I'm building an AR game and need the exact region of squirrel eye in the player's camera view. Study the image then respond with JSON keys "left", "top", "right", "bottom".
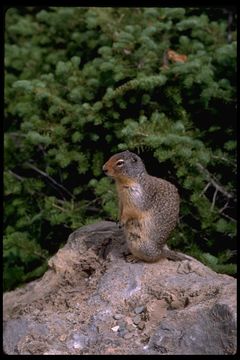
{"left": 116, "top": 159, "right": 124, "bottom": 167}
{"left": 132, "top": 155, "right": 138, "bottom": 162}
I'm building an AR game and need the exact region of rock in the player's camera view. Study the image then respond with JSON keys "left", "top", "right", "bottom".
{"left": 134, "top": 306, "right": 145, "bottom": 314}
{"left": 117, "top": 320, "right": 126, "bottom": 329}
{"left": 3, "top": 221, "right": 237, "bottom": 355}
{"left": 117, "top": 320, "right": 127, "bottom": 337}
{"left": 69, "top": 333, "right": 89, "bottom": 350}
{"left": 111, "top": 326, "right": 119, "bottom": 332}
{"left": 137, "top": 321, "right": 145, "bottom": 330}
{"left": 126, "top": 324, "right": 136, "bottom": 332}
{"left": 148, "top": 302, "right": 237, "bottom": 355}
{"left": 133, "top": 315, "right": 141, "bottom": 325}
{"left": 113, "top": 314, "right": 122, "bottom": 320}
{"left": 118, "top": 328, "right": 128, "bottom": 338}
{"left": 124, "top": 332, "right": 134, "bottom": 340}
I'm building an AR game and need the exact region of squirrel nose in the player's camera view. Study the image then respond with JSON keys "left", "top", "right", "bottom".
{"left": 102, "top": 164, "right": 108, "bottom": 173}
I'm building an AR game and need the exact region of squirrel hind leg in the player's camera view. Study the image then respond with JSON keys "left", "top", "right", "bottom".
{"left": 162, "top": 245, "right": 190, "bottom": 262}
{"left": 123, "top": 251, "right": 141, "bottom": 263}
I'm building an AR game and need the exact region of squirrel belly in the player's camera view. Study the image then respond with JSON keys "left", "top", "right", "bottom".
{"left": 116, "top": 182, "right": 155, "bottom": 261}
{"left": 103, "top": 150, "right": 184, "bottom": 263}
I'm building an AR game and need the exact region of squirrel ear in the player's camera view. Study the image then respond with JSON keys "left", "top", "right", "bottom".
{"left": 131, "top": 155, "right": 138, "bottom": 162}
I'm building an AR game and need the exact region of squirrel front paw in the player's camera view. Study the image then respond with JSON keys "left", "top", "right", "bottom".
{"left": 116, "top": 221, "right": 123, "bottom": 229}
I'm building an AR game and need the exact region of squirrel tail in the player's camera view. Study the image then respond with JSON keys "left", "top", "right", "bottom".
{"left": 162, "top": 245, "right": 191, "bottom": 262}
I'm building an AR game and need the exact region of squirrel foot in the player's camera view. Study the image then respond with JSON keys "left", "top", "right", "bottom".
{"left": 126, "top": 255, "right": 139, "bottom": 263}
{"left": 123, "top": 252, "right": 140, "bottom": 263}
{"left": 116, "top": 221, "right": 123, "bottom": 229}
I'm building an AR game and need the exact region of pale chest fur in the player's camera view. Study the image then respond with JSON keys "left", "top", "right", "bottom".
{"left": 116, "top": 182, "right": 144, "bottom": 224}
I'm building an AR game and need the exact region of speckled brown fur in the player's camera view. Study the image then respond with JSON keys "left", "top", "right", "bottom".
{"left": 103, "top": 150, "right": 187, "bottom": 262}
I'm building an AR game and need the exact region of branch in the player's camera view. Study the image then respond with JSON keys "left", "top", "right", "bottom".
{"left": 220, "top": 201, "right": 236, "bottom": 222}
{"left": 200, "top": 182, "right": 211, "bottom": 197}
{"left": 212, "top": 155, "right": 236, "bottom": 168}
{"left": 227, "top": 10, "right": 233, "bottom": 43}
{"left": 211, "top": 188, "right": 218, "bottom": 211}
{"left": 24, "top": 163, "right": 74, "bottom": 199}
{"left": 221, "top": 212, "right": 237, "bottom": 223}
{"left": 219, "top": 201, "right": 230, "bottom": 214}
{"left": 8, "top": 170, "right": 25, "bottom": 181}
{"left": 52, "top": 203, "right": 68, "bottom": 212}
{"left": 7, "top": 132, "right": 26, "bottom": 138}
{"left": 162, "top": 49, "right": 169, "bottom": 69}
{"left": 196, "top": 163, "right": 235, "bottom": 200}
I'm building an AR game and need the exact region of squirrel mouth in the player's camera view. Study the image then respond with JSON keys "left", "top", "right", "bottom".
{"left": 102, "top": 166, "right": 114, "bottom": 178}
{"left": 102, "top": 165, "right": 108, "bottom": 173}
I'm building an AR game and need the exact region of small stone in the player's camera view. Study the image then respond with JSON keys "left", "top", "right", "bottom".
{"left": 111, "top": 325, "right": 120, "bottom": 332}
{"left": 133, "top": 315, "right": 141, "bottom": 325}
{"left": 134, "top": 306, "right": 145, "bottom": 314}
{"left": 88, "top": 335, "right": 98, "bottom": 347}
{"left": 137, "top": 321, "right": 145, "bottom": 330}
{"left": 113, "top": 313, "right": 122, "bottom": 320}
{"left": 118, "top": 329, "right": 128, "bottom": 337}
{"left": 170, "top": 299, "right": 182, "bottom": 310}
{"left": 126, "top": 324, "right": 136, "bottom": 332}
{"left": 117, "top": 320, "right": 126, "bottom": 330}
{"left": 59, "top": 334, "right": 67, "bottom": 342}
{"left": 124, "top": 332, "right": 134, "bottom": 339}
{"left": 33, "top": 309, "right": 40, "bottom": 315}
{"left": 73, "top": 342, "right": 82, "bottom": 349}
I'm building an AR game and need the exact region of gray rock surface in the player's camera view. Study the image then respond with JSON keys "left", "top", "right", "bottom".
{"left": 3, "top": 221, "right": 237, "bottom": 355}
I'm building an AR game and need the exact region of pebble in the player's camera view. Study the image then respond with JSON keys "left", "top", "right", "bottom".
{"left": 111, "top": 325, "right": 120, "bottom": 332}
{"left": 73, "top": 342, "right": 83, "bottom": 349}
{"left": 137, "top": 321, "right": 145, "bottom": 330}
{"left": 126, "top": 324, "right": 136, "bottom": 332}
{"left": 118, "top": 329, "right": 128, "bottom": 337}
{"left": 117, "top": 320, "right": 126, "bottom": 330}
{"left": 33, "top": 309, "right": 40, "bottom": 315}
{"left": 133, "top": 315, "right": 141, "bottom": 325}
{"left": 59, "top": 334, "right": 67, "bottom": 342}
{"left": 113, "top": 314, "right": 122, "bottom": 320}
{"left": 124, "top": 332, "right": 134, "bottom": 339}
{"left": 170, "top": 299, "right": 182, "bottom": 310}
{"left": 134, "top": 306, "right": 145, "bottom": 314}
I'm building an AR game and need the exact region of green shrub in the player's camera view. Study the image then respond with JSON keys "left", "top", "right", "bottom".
{"left": 4, "top": 7, "right": 237, "bottom": 290}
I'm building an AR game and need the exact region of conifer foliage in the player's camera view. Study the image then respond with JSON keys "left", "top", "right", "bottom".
{"left": 4, "top": 7, "right": 237, "bottom": 290}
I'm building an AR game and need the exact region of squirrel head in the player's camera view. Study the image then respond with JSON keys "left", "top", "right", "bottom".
{"left": 103, "top": 150, "right": 146, "bottom": 183}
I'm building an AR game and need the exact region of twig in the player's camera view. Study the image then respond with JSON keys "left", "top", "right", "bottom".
{"left": 221, "top": 212, "right": 236, "bottom": 223}
{"left": 219, "top": 200, "right": 236, "bottom": 222}
{"left": 7, "top": 132, "right": 26, "bottom": 138}
{"left": 52, "top": 203, "right": 67, "bottom": 212}
{"left": 24, "top": 162, "right": 74, "bottom": 199}
{"left": 8, "top": 170, "right": 25, "bottom": 181}
{"left": 200, "top": 182, "right": 211, "bottom": 197}
{"left": 196, "top": 163, "right": 234, "bottom": 200}
{"left": 8, "top": 241, "right": 47, "bottom": 260}
{"left": 212, "top": 155, "right": 236, "bottom": 167}
{"left": 219, "top": 201, "right": 229, "bottom": 214}
{"left": 162, "top": 49, "right": 169, "bottom": 68}
{"left": 227, "top": 10, "right": 233, "bottom": 43}
{"left": 211, "top": 188, "right": 218, "bottom": 211}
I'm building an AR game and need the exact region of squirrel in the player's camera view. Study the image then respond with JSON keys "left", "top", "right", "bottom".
{"left": 103, "top": 150, "right": 189, "bottom": 263}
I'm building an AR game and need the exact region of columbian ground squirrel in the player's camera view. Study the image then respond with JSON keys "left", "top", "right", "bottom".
{"left": 103, "top": 150, "right": 188, "bottom": 262}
